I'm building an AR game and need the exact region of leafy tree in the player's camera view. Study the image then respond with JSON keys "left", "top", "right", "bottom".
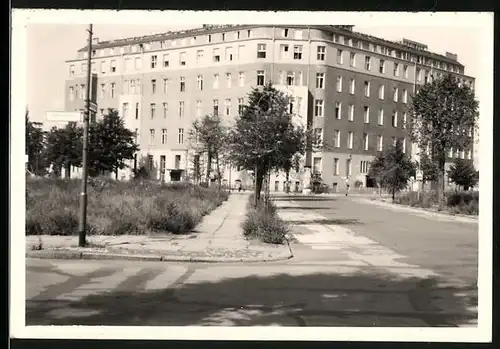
{"left": 368, "top": 140, "right": 416, "bottom": 201}
{"left": 418, "top": 152, "right": 439, "bottom": 185}
{"left": 409, "top": 74, "right": 478, "bottom": 203}
{"left": 188, "top": 114, "right": 227, "bottom": 189}
{"left": 25, "top": 113, "right": 48, "bottom": 176}
{"left": 88, "top": 109, "right": 139, "bottom": 178}
{"left": 227, "top": 83, "right": 307, "bottom": 206}
{"left": 45, "top": 122, "right": 83, "bottom": 178}
{"left": 447, "top": 158, "right": 478, "bottom": 191}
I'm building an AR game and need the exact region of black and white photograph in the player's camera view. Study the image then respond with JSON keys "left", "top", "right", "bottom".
{"left": 11, "top": 10, "right": 492, "bottom": 342}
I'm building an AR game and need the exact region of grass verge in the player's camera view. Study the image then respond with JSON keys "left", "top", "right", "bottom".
{"left": 26, "top": 178, "right": 229, "bottom": 236}
{"left": 393, "top": 190, "right": 478, "bottom": 216}
{"left": 241, "top": 194, "right": 289, "bottom": 244}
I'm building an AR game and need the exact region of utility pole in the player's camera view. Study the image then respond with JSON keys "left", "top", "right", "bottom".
{"left": 78, "top": 24, "right": 93, "bottom": 247}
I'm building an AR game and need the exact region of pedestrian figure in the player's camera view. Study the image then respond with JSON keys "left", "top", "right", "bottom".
{"left": 238, "top": 186, "right": 242, "bottom": 193}
{"left": 345, "top": 183, "right": 350, "bottom": 196}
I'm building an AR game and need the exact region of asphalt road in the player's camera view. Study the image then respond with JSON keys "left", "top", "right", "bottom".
{"left": 25, "top": 194, "right": 478, "bottom": 327}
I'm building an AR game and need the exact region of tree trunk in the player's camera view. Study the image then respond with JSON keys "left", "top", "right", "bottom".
{"left": 115, "top": 169, "right": 118, "bottom": 180}
{"left": 205, "top": 152, "right": 212, "bottom": 185}
{"left": 437, "top": 155, "right": 446, "bottom": 206}
{"left": 391, "top": 186, "right": 395, "bottom": 202}
{"left": 216, "top": 152, "right": 221, "bottom": 191}
{"left": 254, "top": 165, "right": 264, "bottom": 208}
{"left": 285, "top": 170, "right": 290, "bottom": 193}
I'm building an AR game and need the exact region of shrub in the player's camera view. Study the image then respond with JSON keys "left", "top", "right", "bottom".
{"left": 26, "top": 179, "right": 229, "bottom": 235}
{"left": 394, "top": 189, "right": 478, "bottom": 215}
{"left": 242, "top": 194, "right": 289, "bottom": 244}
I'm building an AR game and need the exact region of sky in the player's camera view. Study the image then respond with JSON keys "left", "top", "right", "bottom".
{"left": 24, "top": 17, "right": 491, "bottom": 166}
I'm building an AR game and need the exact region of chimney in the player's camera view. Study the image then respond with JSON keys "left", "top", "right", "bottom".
{"left": 92, "top": 37, "right": 99, "bottom": 45}
{"left": 445, "top": 52, "right": 458, "bottom": 61}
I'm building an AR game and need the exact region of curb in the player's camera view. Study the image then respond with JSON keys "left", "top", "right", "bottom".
{"left": 26, "top": 249, "right": 293, "bottom": 263}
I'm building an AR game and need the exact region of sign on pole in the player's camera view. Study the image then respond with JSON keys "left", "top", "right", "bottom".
{"left": 416, "top": 170, "right": 423, "bottom": 181}
{"left": 88, "top": 101, "right": 98, "bottom": 114}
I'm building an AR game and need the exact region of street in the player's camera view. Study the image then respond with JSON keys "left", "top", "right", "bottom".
{"left": 25, "top": 195, "right": 478, "bottom": 327}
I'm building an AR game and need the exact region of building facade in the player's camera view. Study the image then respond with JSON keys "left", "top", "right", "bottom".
{"left": 64, "top": 25, "right": 475, "bottom": 190}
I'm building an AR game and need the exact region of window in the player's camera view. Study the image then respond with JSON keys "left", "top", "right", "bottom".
{"left": 314, "top": 128, "right": 323, "bottom": 146}
{"left": 101, "top": 61, "right": 106, "bottom": 74}
{"left": 333, "top": 158, "right": 340, "bottom": 175}
{"left": 333, "top": 34, "right": 340, "bottom": 43}
{"left": 317, "top": 46, "right": 326, "bottom": 60}
{"left": 346, "top": 158, "right": 352, "bottom": 177}
{"left": 313, "top": 157, "right": 322, "bottom": 174}
{"left": 416, "top": 68, "right": 422, "bottom": 81}
{"left": 378, "top": 109, "right": 384, "bottom": 125}
{"left": 257, "top": 70, "right": 265, "bottom": 86}
{"left": 81, "top": 62, "right": 87, "bottom": 73}
{"left": 364, "top": 106, "right": 370, "bottom": 123}
{"left": 161, "top": 129, "right": 167, "bottom": 144}
{"left": 257, "top": 44, "right": 267, "bottom": 58}
{"left": 151, "top": 55, "right": 157, "bottom": 68}
{"left": 225, "top": 99, "right": 231, "bottom": 116}
{"left": 163, "top": 102, "right": 168, "bottom": 118}
{"left": 99, "top": 83, "right": 106, "bottom": 99}
{"left": 79, "top": 84, "right": 85, "bottom": 99}
{"left": 69, "top": 86, "right": 75, "bottom": 101}
{"left": 379, "top": 85, "right": 385, "bottom": 99}
{"left": 225, "top": 47, "right": 233, "bottom": 61}
{"left": 69, "top": 65, "right": 75, "bottom": 76}
{"left": 208, "top": 34, "right": 212, "bottom": 43}
{"left": 364, "top": 81, "right": 370, "bottom": 97}
{"left": 159, "top": 155, "right": 166, "bottom": 181}
{"left": 335, "top": 102, "right": 342, "bottom": 119}
{"left": 280, "top": 44, "right": 289, "bottom": 59}
{"left": 392, "top": 111, "right": 398, "bottom": 127}
{"left": 179, "top": 101, "right": 185, "bottom": 118}
{"left": 394, "top": 62, "right": 399, "bottom": 77}
{"left": 196, "top": 100, "right": 202, "bottom": 117}
{"left": 333, "top": 130, "right": 340, "bottom": 148}
{"left": 337, "top": 49, "right": 343, "bottom": 64}
{"left": 213, "top": 48, "right": 220, "bottom": 62}
{"left": 143, "top": 154, "right": 152, "bottom": 172}
{"left": 402, "top": 112, "right": 407, "bottom": 128}
{"left": 238, "top": 72, "right": 245, "bottom": 87}
{"left": 179, "top": 52, "right": 186, "bottom": 66}
{"left": 379, "top": 59, "right": 385, "bottom": 74}
{"left": 178, "top": 128, "right": 184, "bottom": 144}
{"left": 349, "top": 52, "right": 356, "bottom": 67}
{"left": 110, "top": 83, "right": 115, "bottom": 98}
{"left": 377, "top": 135, "right": 383, "bottom": 151}
{"left": 151, "top": 79, "right": 157, "bottom": 94}
{"left": 402, "top": 138, "right": 407, "bottom": 153}
{"left": 360, "top": 160, "right": 369, "bottom": 174}
{"left": 196, "top": 50, "right": 204, "bottom": 64}
{"left": 349, "top": 79, "right": 355, "bottom": 94}
{"left": 316, "top": 73, "right": 325, "bottom": 89}
{"left": 287, "top": 72, "right": 295, "bottom": 86}
{"left": 403, "top": 89, "right": 408, "bottom": 103}
{"left": 283, "top": 28, "right": 289, "bottom": 37}
{"left": 336, "top": 76, "right": 342, "bottom": 92}
{"left": 448, "top": 147, "right": 454, "bottom": 158}
{"left": 213, "top": 99, "right": 219, "bottom": 116}
{"left": 163, "top": 54, "right": 169, "bottom": 67}
{"left": 424, "top": 70, "right": 430, "bottom": 83}
{"left": 135, "top": 57, "right": 142, "bottom": 70}
{"left": 365, "top": 56, "right": 371, "bottom": 70}
{"left": 238, "top": 98, "right": 244, "bottom": 114}
{"left": 197, "top": 75, "right": 203, "bottom": 91}
{"left": 293, "top": 45, "right": 303, "bottom": 60}
{"left": 134, "top": 128, "right": 139, "bottom": 144}
{"left": 403, "top": 64, "right": 408, "bottom": 78}
{"left": 149, "top": 129, "right": 155, "bottom": 145}
{"left": 247, "top": 30, "right": 252, "bottom": 38}
{"left": 135, "top": 102, "right": 139, "bottom": 119}
{"left": 467, "top": 149, "right": 472, "bottom": 160}
{"left": 348, "top": 104, "right": 354, "bottom": 121}
{"left": 150, "top": 103, "right": 156, "bottom": 119}
{"left": 314, "top": 100, "right": 324, "bottom": 117}
{"left": 180, "top": 77, "right": 185, "bottom": 92}
{"left": 163, "top": 78, "right": 169, "bottom": 93}
{"left": 213, "top": 74, "right": 220, "bottom": 89}
{"left": 363, "top": 133, "right": 369, "bottom": 150}
{"left": 393, "top": 87, "right": 398, "bottom": 102}
{"left": 222, "top": 33, "right": 226, "bottom": 41}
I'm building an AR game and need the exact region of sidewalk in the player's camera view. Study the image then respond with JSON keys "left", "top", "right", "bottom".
{"left": 26, "top": 192, "right": 293, "bottom": 263}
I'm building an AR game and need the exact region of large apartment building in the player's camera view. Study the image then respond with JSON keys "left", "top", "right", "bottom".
{"left": 64, "top": 24, "right": 475, "bottom": 191}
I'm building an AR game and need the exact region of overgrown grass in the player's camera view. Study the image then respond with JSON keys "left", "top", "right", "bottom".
{"left": 241, "top": 194, "right": 289, "bottom": 245}
{"left": 393, "top": 190, "right": 478, "bottom": 216}
{"left": 26, "top": 178, "right": 229, "bottom": 236}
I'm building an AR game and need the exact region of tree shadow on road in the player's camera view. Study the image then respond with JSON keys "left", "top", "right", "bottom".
{"left": 276, "top": 206, "right": 338, "bottom": 211}
{"left": 290, "top": 218, "right": 362, "bottom": 226}
{"left": 26, "top": 267, "right": 477, "bottom": 327}
{"left": 273, "top": 196, "right": 337, "bottom": 202}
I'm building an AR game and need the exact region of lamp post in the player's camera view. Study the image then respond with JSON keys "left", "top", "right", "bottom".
{"left": 78, "top": 24, "right": 93, "bottom": 247}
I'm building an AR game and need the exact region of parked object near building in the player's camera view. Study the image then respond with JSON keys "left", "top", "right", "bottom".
{"left": 63, "top": 25, "right": 475, "bottom": 189}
